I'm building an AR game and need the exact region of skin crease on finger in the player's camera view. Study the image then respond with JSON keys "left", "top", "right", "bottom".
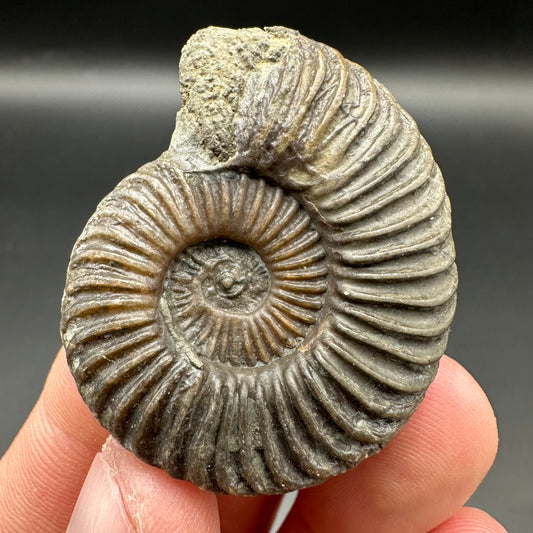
{"left": 86, "top": 436, "right": 220, "bottom": 533}
{"left": 278, "top": 356, "right": 502, "bottom": 533}
{"left": 429, "top": 507, "right": 508, "bottom": 533}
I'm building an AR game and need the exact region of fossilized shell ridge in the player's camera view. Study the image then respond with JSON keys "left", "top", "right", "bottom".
{"left": 61, "top": 26, "right": 458, "bottom": 495}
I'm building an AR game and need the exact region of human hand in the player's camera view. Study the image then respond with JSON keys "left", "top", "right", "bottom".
{"left": 0, "top": 348, "right": 506, "bottom": 532}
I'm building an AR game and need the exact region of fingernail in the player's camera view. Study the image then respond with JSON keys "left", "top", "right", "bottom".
{"left": 67, "top": 451, "right": 133, "bottom": 533}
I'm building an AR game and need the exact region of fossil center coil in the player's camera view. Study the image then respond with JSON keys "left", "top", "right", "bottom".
{"left": 159, "top": 172, "right": 328, "bottom": 368}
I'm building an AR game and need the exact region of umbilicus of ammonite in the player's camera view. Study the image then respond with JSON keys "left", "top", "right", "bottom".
{"left": 60, "top": 26, "right": 458, "bottom": 495}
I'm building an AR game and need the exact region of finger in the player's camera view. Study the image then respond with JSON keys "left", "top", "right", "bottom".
{"left": 278, "top": 356, "right": 499, "bottom": 533}
{"left": 0, "top": 348, "right": 109, "bottom": 533}
{"left": 217, "top": 494, "right": 282, "bottom": 533}
{"left": 429, "top": 507, "right": 508, "bottom": 532}
{"left": 67, "top": 436, "right": 219, "bottom": 533}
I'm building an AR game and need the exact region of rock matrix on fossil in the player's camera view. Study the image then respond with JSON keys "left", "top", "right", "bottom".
{"left": 61, "top": 26, "right": 458, "bottom": 495}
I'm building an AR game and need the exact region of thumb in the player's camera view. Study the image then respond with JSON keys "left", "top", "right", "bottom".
{"left": 67, "top": 436, "right": 220, "bottom": 533}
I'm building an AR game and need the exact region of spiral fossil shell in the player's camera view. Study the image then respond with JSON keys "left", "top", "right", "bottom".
{"left": 61, "top": 26, "right": 458, "bottom": 495}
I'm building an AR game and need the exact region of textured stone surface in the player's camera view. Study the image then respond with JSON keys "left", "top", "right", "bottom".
{"left": 61, "top": 26, "right": 457, "bottom": 495}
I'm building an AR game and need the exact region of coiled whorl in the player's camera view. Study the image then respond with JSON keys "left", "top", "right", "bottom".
{"left": 61, "top": 26, "right": 457, "bottom": 495}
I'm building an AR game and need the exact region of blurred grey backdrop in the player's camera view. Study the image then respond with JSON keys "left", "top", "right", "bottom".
{"left": 1, "top": 1, "right": 532, "bottom": 531}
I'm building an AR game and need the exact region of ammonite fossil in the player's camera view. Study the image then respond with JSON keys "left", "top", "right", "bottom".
{"left": 61, "top": 26, "right": 458, "bottom": 495}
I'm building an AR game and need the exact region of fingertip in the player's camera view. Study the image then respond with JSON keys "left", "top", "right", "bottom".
{"left": 417, "top": 355, "right": 499, "bottom": 485}
{"left": 356, "top": 355, "right": 500, "bottom": 530}
{"left": 372, "top": 355, "right": 498, "bottom": 494}
{"left": 283, "top": 355, "right": 500, "bottom": 533}
{"left": 90, "top": 437, "right": 220, "bottom": 533}
{"left": 68, "top": 437, "right": 221, "bottom": 533}
{"left": 67, "top": 453, "right": 132, "bottom": 533}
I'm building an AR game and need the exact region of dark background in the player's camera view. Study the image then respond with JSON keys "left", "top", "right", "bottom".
{"left": 1, "top": 2, "right": 532, "bottom": 531}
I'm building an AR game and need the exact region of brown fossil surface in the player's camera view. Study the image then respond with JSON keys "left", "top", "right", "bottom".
{"left": 61, "top": 26, "right": 458, "bottom": 495}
